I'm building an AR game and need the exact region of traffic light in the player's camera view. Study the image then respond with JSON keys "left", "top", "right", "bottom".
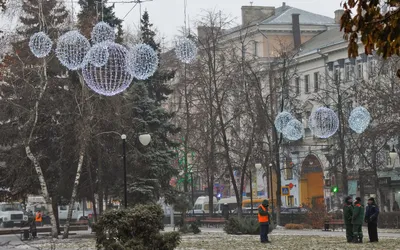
{"left": 331, "top": 186, "right": 338, "bottom": 193}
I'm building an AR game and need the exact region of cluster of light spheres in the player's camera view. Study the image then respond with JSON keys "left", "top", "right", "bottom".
{"left": 84, "top": 42, "right": 110, "bottom": 67}
{"left": 274, "top": 111, "right": 293, "bottom": 133}
{"left": 348, "top": 106, "right": 371, "bottom": 134}
{"left": 283, "top": 119, "right": 304, "bottom": 141}
{"left": 56, "top": 31, "right": 90, "bottom": 70}
{"left": 91, "top": 22, "right": 115, "bottom": 44}
{"left": 127, "top": 43, "right": 158, "bottom": 80}
{"left": 29, "top": 32, "right": 53, "bottom": 58}
{"left": 82, "top": 42, "right": 133, "bottom": 96}
{"left": 175, "top": 37, "right": 197, "bottom": 63}
{"left": 309, "top": 107, "right": 339, "bottom": 138}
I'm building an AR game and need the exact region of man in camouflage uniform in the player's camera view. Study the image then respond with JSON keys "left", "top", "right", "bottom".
{"left": 352, "top": 197, "right": 365, "bottom": 243}
{"left": 343, "top": 196, "right": 353, "bottom": 243}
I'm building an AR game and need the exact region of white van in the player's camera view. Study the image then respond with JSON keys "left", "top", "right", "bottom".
{"left": 215, "top": 196, "right": 238, "bottom": 214}
{"left": 192, "top": 196, "right": 217, "bottom": 215}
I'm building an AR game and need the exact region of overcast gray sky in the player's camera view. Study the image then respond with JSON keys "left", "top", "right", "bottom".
{"left": 114, "top": 0, "right": 343, "bottom": 43}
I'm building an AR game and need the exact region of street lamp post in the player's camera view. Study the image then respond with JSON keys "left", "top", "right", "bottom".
{"left": 121, "top": 133, "right": 151, "bottom": 209}
{"left": 190, "top": 168, "right": 195, "bottom": 215}
{"left": 269, "top": 163, "right": 274, "bottom": 220}
{"left": 249, "top": 169, "right": 253, "bottom": 216}
{"left": 121, "top": 134, "right": 127, "bottom": 209}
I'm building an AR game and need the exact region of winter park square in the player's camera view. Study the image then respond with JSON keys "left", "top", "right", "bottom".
{"left": 0, "top": 0, "right": 400, "bottom": 249}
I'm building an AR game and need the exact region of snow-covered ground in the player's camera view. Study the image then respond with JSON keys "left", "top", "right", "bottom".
{"left": 1, "top": 227, "right": 400, "bottom": 249}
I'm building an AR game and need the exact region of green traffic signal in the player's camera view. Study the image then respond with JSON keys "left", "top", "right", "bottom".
{"left": 331, "top": 186, "right": 338, "bottom": 193}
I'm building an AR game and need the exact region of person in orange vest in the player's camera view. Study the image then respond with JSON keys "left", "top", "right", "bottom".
{"left": 258, "top": 199, "right": 271, "bottom": 243}
{"left": 35, "top": 210, "right": 43, "bottom": 227}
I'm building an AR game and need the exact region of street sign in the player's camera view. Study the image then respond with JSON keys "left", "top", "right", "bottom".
{"left": 281, "top": 186, "right": 290, "bottom": 196}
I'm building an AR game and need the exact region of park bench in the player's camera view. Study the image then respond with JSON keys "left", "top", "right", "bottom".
{"left": 323, "top": 219, "right": 344, "bottom": 232}
{"left": 200, "top": 217, "right": 226, "bottom": 228}
{"left": 184, "top": 217, "right": 197, "bottom": 223}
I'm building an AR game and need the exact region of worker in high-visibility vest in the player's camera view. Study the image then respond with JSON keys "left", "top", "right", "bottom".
{"left": 35, "top": 210, "right": 43, "bottom": 227}
{"left": 258, "top": 199, "right": 271, "bottom": 243}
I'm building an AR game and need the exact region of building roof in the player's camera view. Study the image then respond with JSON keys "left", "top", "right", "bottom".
{"left": 298, "top": 26, "right": 345, "bottom": 55}
{"left": 261, "top": 5, "right": 335, "bottom": 25}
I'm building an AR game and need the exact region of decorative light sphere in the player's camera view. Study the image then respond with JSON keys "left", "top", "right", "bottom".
{"left": 29, "top": 32, "right": 53, "bottom": 58}
{"left": 91, "top": 22, "right": 115, "bottom": 44}
{"left": 309, "top": 107, "right": 339, "bottom": 138}
{"left": 349, "top": 106, "right": 371, "bottom": 134}
{"left": 84, "top": 42, "right": 110, "bottom": 67}
{"left": 274, "top": 111, "right": 293, "bottom": 133}
{"left": 283, "top": 119, "right": 304, "bottom": 141}
{"left": 127, "top": 43, "right": 158, "bottom": 80}
{"left": 82, "top": 42, "right": 133, "bottom": 96}
{"left": 56, "top": 31, "right": 90, "bottom": 70}
{"left": 175, "top": 37, "right": 197, "bottom": 63}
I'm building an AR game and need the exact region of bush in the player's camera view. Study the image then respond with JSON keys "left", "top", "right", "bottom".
{"left": 285, "top": 223, "right": 304, "bottom": 230}
{"left": 224, "top": 217, "right": 274, "bottom": 235}
{"left": 301, "top": 223, "right": 313, "bottom": 229}
{"left": 306, "top": 206, "right": 329, "bottom": 229}
{"left": 93, "top": 204, "right": 181, "bottom": 250}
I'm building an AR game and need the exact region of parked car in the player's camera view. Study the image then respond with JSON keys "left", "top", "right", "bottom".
{"left": 0, "top": 202, "right": 28, "bottom": 228}
{"left": 280, "top": 207, "right": 309, "bottom": 214}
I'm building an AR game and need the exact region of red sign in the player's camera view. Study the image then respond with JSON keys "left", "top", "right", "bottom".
{"left": 288, "top": 183, "right": 294, "bottom": 189}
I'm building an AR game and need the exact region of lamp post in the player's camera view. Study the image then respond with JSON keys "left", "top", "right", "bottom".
{"left": 189, "top": 168, "right": 195, "bottom": 214}
{"left": 249, "top": 168, "right": 253, "bottom": 216}
{"left": 269, "top": 163, "right": 274, "bottom": 220}
{"left": 121, "top": 133, "right": 151, "bottom": 209}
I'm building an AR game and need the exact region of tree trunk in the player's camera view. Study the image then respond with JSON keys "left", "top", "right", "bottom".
{"left": 52, "top": 198, "right": 60, "bottom": 235}
{"left": 25, "top": 145, "right": 58, "bottom": 238}
{"left": 63, "top": 148, "right": 85, "bottom": 239}
{"left": 86, "top": 155, "right": 97, "bottom": 222}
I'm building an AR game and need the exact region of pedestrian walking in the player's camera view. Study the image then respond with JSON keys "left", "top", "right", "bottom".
{"left": 343, "top": 196, "right": 353, "bottom": 243}
{"left": 258, "top": 199, "right": 271, "bottom": 244}
{"left": 35, "top": 210, "right": 43, "bottom": 227}
{"left": 365, "top": 197, "right": 379, "bottom": 242}
{"left": 352, "top": 197, "right": 364, "bottom": 243}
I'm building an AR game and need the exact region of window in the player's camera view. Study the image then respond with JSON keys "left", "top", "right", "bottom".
{"left": 254, "top": 41, "right": 258, "bottom": 56}
{"left": 304, "top": 75, "right": 310, "bottom": 93}
{"left": 287, "top": 196, "right": 294, "bottom": 207}
{"left": 314, "top": 72, "right": 319, "bottom": 92}
{"left": 295, "top": 77, "right": 300, "bottom": 94}
{"left": 345, "top": 64, "right": 353, "bottom": 81}
{"left": 357, "top": 62, "right": 363, "bottom": 79}
{"left": 284, "top": 160, "right": 294, "bottom": 180}
{"left": 334, "top": 67, "right": 340, "bottom": 82}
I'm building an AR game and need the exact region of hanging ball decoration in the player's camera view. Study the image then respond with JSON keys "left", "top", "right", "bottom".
{"left": 127, "top": 43, "right": 158, "bottom": 80}
{"left": 309, "top": 107, "right": 339, "bottom": 138}
{"left": 175, "top": 37, "right": 197, "bottom": 63}
{"left": 29, "top": 32, "right": 53, "bottom": 58}
{"left": 82, "top": 42, "right": 133, "bottom": 96}
{"left": 84, "top": 41, "right": 110, "bottom": 67}
{"left": 274, "top": 111, "right": 293, "bottom": 133}
{"left": 349, "top": 106, "right": 371, "bottom": 134}
{"left": 56, "top": 30, "right": 90, "bottom": 70}
{"left": 91, "top": 21, "right": 115, "bottom": 44}
{"left": 283, "top": 119, "right": 304, "bottom": 141}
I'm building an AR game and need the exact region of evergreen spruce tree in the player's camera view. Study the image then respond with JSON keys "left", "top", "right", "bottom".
{"left": 0, "top": 0, "right": 71, "bottom": 238}
{"left": 78, "top": 0, "right": 123, "bottom": 42}
{"left": 140, "top": 11, "right": 175, "bottom": 104}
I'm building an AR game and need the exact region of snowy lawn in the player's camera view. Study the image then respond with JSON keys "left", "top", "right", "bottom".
{"left": 18, "top": 230, "right": 400, "bottom": 249}
{"left": 177, "top": 233, "right": 400, "bottom": 250}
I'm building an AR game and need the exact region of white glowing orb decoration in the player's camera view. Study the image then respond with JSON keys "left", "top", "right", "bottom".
{"left": 82, "top": 42, "right": 133, "bottom": 96}
{"left": 283, "top": 119, "right": 304, "bottom": 141}
{"left": 127, "top": 43, "right": 158, "bottom": 80}
{"left": 91, "top": 22, "right": 115, "bottom": 44}
{"left": 175, "top": 37, "right": 197, "bottom": 63}
{"left": 349, "top": 106, "right": 371, "bottom": 134}
{"left": 56, "top": 31, "right": 90, "bottom": 70}
{"left": 84, "top": 42, "right": 110, "bottom": 67}
{"left": 309, "top": 107, "right": 339, "bottom": 138}
{"left": 274, "top": 111, "right": 293, "bottom": 133}
{"left": 29, "top": 32, "right": 53, "bottom": 58}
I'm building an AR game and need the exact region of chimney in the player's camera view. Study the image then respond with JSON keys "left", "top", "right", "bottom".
{"left": 282, "top": 2, "right": 286, "bottom": 8}
{"left": 241, "top": 6, "right": 275, "bottom": 26}
{"left": 334, "top": 9, "right": 344, "bottom": 24}
{"left": 292, "top": 13, "right": 301, "bottom": 49}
